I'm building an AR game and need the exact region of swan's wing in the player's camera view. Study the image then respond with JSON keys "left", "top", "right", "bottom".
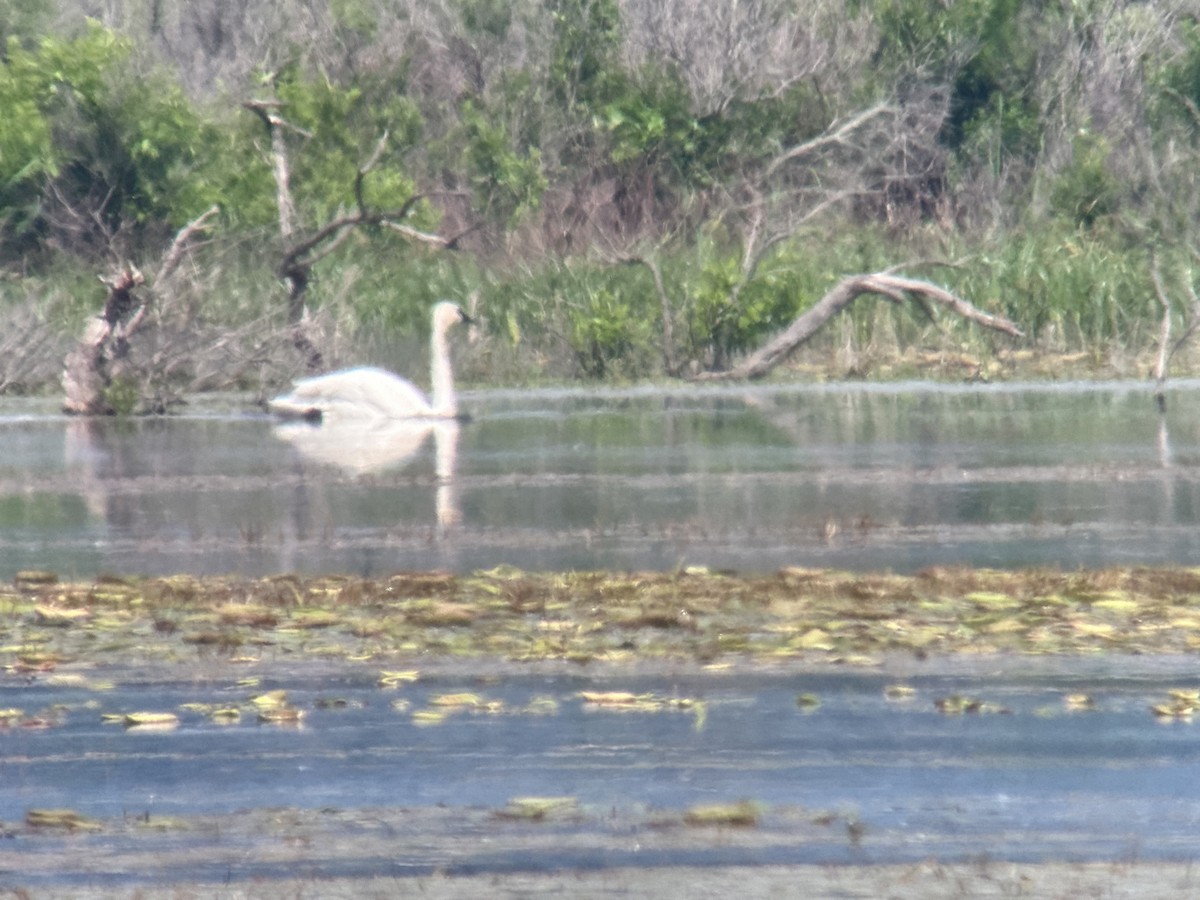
{"left": 269, "top": 367, "right": 431, "bottom": 419}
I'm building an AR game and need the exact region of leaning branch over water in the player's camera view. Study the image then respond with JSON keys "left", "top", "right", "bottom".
{"left": 692, "top": 272, "right": 1024, "bottom": 382}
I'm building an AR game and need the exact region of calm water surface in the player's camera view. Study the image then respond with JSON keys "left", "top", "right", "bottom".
{"left": 2, "top": 379, "right": 1200, "bottom": 578}
{"left": 6, "top": 380, "right": 1200, "bottom": 883}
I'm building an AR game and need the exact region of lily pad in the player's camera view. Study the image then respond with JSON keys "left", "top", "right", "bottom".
{"left": 495, "top": 796, "right": 578, "bottom": 821}
{"left": 683, "top": 800, "right": 763, "bottom": 827}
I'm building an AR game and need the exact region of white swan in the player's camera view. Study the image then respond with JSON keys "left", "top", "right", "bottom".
{"left": 269, "top": 301, "right": 472, "bottom": 421}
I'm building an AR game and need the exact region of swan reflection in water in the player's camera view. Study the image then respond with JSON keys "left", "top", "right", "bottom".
{"left": 274, "top": 418, "right": 462, "bottom": 530}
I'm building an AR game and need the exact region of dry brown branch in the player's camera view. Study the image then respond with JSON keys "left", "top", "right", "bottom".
{"left": 691, "top": 272, "right": 1023, "bottom": 382}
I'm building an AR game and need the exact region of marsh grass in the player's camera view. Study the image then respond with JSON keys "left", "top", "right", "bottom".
{"left": 2, "top": 219, "right": 1193, "bottom": 400}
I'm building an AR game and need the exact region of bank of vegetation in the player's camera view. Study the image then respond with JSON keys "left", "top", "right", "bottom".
{"left": 3, "top": 0, "right": 1200, "bottom": 405}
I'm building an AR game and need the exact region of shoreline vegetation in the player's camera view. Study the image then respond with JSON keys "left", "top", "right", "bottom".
{"left": 7, "top": 4, "right": 1200, "bottom": 409}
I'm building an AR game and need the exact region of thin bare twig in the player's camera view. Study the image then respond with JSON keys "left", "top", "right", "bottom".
{"left": 764, "top": 103, "right": 894, "bottom": 181}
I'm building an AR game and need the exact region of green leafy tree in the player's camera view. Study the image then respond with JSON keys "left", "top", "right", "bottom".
{"left": 461, "top": 100, "right": 547, "bottom": 226}
{"left": 0, "top": 22, "right": 214, "bottom": 262}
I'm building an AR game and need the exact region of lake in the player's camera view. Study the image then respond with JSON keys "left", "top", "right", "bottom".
{"left": 5, "top": 379, "right": 1200, "bottom": 888}
{"left": 2, "top": 379, "right": 1199, "bottom": 579}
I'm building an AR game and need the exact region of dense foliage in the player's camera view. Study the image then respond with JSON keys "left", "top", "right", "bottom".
{"left": 3, "top": 0, "right": 1200, "bottom": 390}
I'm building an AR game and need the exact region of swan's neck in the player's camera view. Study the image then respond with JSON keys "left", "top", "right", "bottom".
{"left": 429, "top": 325, "right": 457, "bottom": 417}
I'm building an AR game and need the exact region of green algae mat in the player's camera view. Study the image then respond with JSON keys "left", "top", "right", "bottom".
{"left": 8, "top": 565, "right": 1200, "bottom": 672}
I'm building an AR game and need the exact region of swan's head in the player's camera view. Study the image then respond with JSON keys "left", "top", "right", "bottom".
{"left": 433, "top": 301, "right": 473, "bottom": 333}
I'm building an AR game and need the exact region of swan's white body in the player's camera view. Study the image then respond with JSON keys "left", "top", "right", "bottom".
{"left": 269, "top": 302, "right": 469, "bottom": 421}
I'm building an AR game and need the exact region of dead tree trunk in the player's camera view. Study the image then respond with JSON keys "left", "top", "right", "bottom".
{"left": 61, "top": 206, "right": 219, "bottom": 414}
{"left": 1150, "top": 256, "right": 1200, "bottom": 413}
{"left": 62, "top": 267, "right": 145, "bottom": 414}
{"left": 691, "top": 272, "right": 1023, "bottom": 382}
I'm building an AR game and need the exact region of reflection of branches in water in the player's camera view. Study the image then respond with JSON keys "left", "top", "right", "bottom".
{"left": 274, "top": 419, "right": 461, "bottom": 531}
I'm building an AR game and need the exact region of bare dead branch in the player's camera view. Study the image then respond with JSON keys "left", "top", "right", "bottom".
{"left": 1152, "top": 257, "right": 1173, "bottom": 410}
{"left": 244, "top": 99, "right": 306, "bottom": 239}
{"left": 155, "top": 205, "right": 221, "bottom": 286}
{"left": 380, "top": 221, "right": 452, "bottom": 248}
{"left": 279, "top": 191, "right": 456, "bottom": 279}
{"left": 691, "top": 272, "right": 1023, "bottom": 382}
{"left": 764, "top": 103, "right": 895, "bottom": 181}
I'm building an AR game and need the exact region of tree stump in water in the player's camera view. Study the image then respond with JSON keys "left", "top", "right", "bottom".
{"left": 62, "top": 267, "right": 145, "bottom": 415}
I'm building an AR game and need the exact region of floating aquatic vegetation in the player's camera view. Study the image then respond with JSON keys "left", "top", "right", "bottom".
{"left": 216, "top": 603, "right": 279, "bottom": 627}
{"left": 180, "top": 703, "right": 242, "bottom": 723}
{"left": 250, "top": 690, "right": 289, "bottom": 710}
{"left": 578, "top": 691, "right": 643, "bottom": 708}
{"left": 1063, "top": 693, "right": 1096, "bottom": 711}
{"left": 412, "top": 708, "right": 450, "bottom": 726}
{"left": 405, "top": 600, "right": 478, "bottom": 627}
{"left": 34, "top": 606, "right": 90, "bottom": 626}
{"left": 0, "top": 708, "right": 24, "bottom": 724}
{"left": 284, "top": 609, "right": 341, "bottom": 629}
{"left": 119, "top": 711, "right": 180, "bottom": 730}
{"left": 934, "top": 695, "right": 1010, "bottom": 716}
{"left": 884, "top": 684, "right": 917, "bottom": 701}
{"left": 795, "top": 693, "right": 821, "bottom": 712}
{"left": 25, "top": 808, "right": 101, "bottom": 831}
{"left": 248, "top": 690, "right": 306, "bottom": 724}
{"left": 494, "top": 796, "right": 578, "bottom": 821}
{"left": 11, "top": 650, "right": 60, "bottom": 672}
{"left": 378, "top": 669, "right": 420, "bottom": 688}
{"left": 10, "top": 566, "right": 1200, "bottom": 671}
{"left": 429, "top": 692, "right": 486, "bottom": 709}
{"left": 133, "top": 815, "right": 192, "bottom": 832}
{"left": 523, "top": 696, "right": 560, "bottom": 715}
{"left": 682, "top": 800, "right": 763, "bottom": 827}
{"left": 1151, "top": 689, "right": 1200, "bottom": 720}
{"left": 257, "top": 707, "right": 304, "bottom": 725}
